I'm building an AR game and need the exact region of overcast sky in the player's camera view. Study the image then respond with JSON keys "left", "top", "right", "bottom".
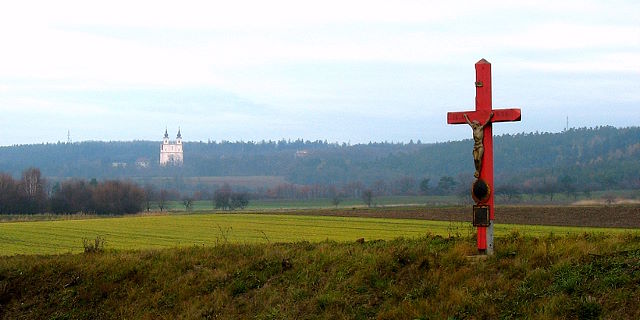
{"left": 0, "top": 0, "right": 638, "bottom": 146}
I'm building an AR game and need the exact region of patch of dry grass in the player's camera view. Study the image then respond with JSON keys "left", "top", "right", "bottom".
{"left": 1, "top": 233, "right": 639, "bottom": 319}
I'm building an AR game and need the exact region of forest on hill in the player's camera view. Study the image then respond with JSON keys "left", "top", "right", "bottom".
{"left": 0, "top": 126, "right": 638, "bottom": 198}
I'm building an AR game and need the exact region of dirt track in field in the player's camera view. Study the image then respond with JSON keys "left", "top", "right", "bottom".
{"left": 283, "top": 205, "right": 640, "bottom": 228}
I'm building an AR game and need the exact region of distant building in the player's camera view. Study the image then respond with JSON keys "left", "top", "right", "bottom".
{"left": 135, "top": 157, "right": 150, "bottom": 168}
{"left": 295, "top": 150, "right": 309, "bottom": 158}
{"left": 111, "top": 162, "right": 127, "bottom": 168}
{"left": 160, "top": 129, "right": 183, "bottom": 166}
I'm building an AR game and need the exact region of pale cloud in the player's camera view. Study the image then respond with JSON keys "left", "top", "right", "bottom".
{"left": 507, "top": 23, "right": 640, "bottom": 51}
{"left": 2, "top": 1, "right": 636, "bottom": 79}
{"left": 0, "top": 0, "right": 638, "bottom": 145}
{"left": 510, "top": 53, "right": 640, "bottom": 73}
{"left": 0, "top": 96, "right": 109, "bottom": 117}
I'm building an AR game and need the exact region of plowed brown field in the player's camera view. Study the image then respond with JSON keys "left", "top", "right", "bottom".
{"left": 283, "top": 205, "right": 640, "bottom": 228}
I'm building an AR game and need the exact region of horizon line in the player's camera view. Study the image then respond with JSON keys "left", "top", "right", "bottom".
{"left": 0, "top": 125, "right": 633, "bottom": 148}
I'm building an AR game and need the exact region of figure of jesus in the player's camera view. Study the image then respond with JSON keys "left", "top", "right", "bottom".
{"left": 464, "top": 112, "right": 494, "bottom": 178}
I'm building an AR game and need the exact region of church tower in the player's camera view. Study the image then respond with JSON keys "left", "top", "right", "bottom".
{"left": 163, "top": 128, "right": 170, "bottom": 144}
{"left": 160, "top": 128, "right": 184, "bottom": 166}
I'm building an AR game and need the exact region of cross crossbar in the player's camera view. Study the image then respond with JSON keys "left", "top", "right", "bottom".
{"left": 447, "top": 108, "right": 521, "bottom": 124}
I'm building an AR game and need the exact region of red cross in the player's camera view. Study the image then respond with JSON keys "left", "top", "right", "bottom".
{"left": 447, "top": 59, "right": 521, "bottom": 254}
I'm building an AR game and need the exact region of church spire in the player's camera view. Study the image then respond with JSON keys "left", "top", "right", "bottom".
{"left": 164, "top": 128, "right": 169, "bottom": 139}
{"left": 176, "top": 127, "right": 182, "bottom": 139}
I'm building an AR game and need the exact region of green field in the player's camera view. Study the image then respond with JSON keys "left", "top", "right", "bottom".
{"left": 157, "top": 189, "right": 640, "bottom": 211}
{"left": 1, "top": 212, "right": 637, "bottom": 256}
{"left": 162, "top": 195, "right": 460, "bottom": 211}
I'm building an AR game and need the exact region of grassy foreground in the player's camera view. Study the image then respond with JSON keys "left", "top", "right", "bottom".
{"left": 1, "top": 212, "right": 637, "bottom": 256}
{"left": 1, "top": 233, "right": 639, "bottom": 319}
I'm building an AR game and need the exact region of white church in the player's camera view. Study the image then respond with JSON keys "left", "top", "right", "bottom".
{"left": 160, "top": 128, "right": 184, "bottom": 166}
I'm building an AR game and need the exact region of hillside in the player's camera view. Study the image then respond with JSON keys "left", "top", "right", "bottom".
{"left": 0, "top": 126, "right": 638, "bottom": 193}
{"left": 1, "top": 234, "right": 639, "bottom": 319}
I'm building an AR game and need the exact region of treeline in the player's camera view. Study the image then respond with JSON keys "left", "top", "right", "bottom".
{"left": 242, "top": 174, "right": 598, "bottom": 204}
{"left": 149, "top": 183, "right": 250, "bottom": 211}
{"left": 0, "top": 168, "right": 48, "bottom": 214}
{"left": 0, "top": 166, "right": 255, "bottom": 215}
{"left": 0, "top": 126, "right": 638, "bottom": 195}
{"left": 0, "top": 168, "right": 145, "bottom": 215}
{"left": 51, "top": 179, "right": 144, "bottom": 215}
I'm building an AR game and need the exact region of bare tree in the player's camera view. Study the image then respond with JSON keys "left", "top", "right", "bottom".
{"left": 0, "top": 173, "right": 19, "bottom": 214}
{"left": 362, "top": 189, "right": 374, "bottom": 207}
{"left": 214, "top": 183, "right": 232, "bottom": 210}
{"left": 331, "top": 195, "right": 341, "bottom": 208}
{"left": 92, "top": 180, "right": 144, "bottom": 215}
{"left": 158, "top": 189, "right": 169, "bottom": 212}
{"left": 231, "top": 192, "right": 249, "bottom": 210}
{"left": 20, "top": 167, "right": 47, "bottom": 213}
{"left": 50, "top": 179, "right": 92, "bottom": 214}
{"left": 143, "top": 184, "right": 156, "bottom": 212}
{"left": 540, "top": 176, "right": 559, "bottom": 202}
{"left": 496, "top": 184, "right": 522, "bottom": 203}
{"left": 182, "top": 197, "right": 194, "bottom": 211}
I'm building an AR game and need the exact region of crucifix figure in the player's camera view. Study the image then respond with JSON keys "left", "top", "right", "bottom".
{"left": 447, "top": 59, "right": 521, "bottom": 255}
{"left": 464, "top": 112, "right": 493, "bottom": 178}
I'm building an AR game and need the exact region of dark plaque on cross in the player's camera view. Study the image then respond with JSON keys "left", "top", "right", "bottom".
{"left": 447, "top": 59, "right": 521, "bottom": 255}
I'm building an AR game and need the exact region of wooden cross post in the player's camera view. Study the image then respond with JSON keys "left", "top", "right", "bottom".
{"left": 447, "top": 59, "right": 521, "bottom": 255}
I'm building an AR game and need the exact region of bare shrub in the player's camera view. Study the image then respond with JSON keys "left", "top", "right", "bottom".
{"left": 83, "top": 236, "right": 105, "bottom": 253}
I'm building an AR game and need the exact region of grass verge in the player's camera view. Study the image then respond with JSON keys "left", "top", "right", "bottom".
{"left": 1, "top": 233, "right": 639, "bottom": 319}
